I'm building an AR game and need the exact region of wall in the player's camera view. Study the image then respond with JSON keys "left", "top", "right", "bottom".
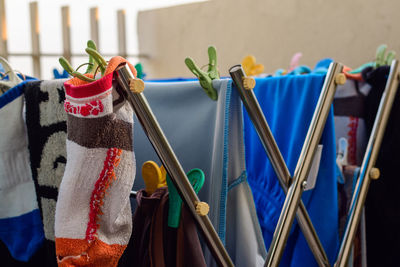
{"left": 137, "top": 0, "right": 400, "bottom": 78}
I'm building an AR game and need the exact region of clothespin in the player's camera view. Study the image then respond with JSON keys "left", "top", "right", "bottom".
{"left": 336, "top": 137, "right": 348, "bottom": 184}
{"left": 375, "top": 44, "right": 396, "bottom": 68}
{"left": 241, "top": 55, "right": 264, "bottom": 76}
{"left": 0, "top": 56, "right": 23, "bottom": 89}
{"left": 142, "top": 161, "right": 167, "bottom": 195}
{"left": 166, "top": 168, "right": 206, "bottom": 228}
{"left": 53, "top": 69, "right": 70, "bottom": 79}
{"left": 59, "top": 40, "right": 107, "bottom": 83}
{"left": 288, "top": 52, "right": 302, "bottom": 72}
{"left": 135, "top": 63, "right": 146, "bottom": 80}
{"left": 346, "top": 44, "right": 396, "bottom": 76}
{"left": 185, "top": 46, "right": 219, "bottom": 101}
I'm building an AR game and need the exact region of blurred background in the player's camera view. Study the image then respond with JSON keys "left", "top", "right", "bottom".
{"left": 1, "top": 0, "right": 400, "bottom": 79}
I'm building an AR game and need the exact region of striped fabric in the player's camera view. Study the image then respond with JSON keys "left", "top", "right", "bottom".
{"left": 55, "top": 61, "right": 137, "bottom": 266}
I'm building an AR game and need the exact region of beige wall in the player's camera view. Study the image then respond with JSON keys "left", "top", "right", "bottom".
{"left": 138, "top": 0, "right": 400, "bottom": 78}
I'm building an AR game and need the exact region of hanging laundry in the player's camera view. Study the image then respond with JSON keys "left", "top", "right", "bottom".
{"left": 23, "top": 79, "right": 67, "bottom": 267}
{"left": 54, "top": 58, "right": 137, "bottom": 267}
{"left": 362, "top": 65, "right": 400, "bottom": 267}
{"left": 132, "top": 79, "right": 266, "bottom": 267}
{"left": 0, "top": 79, "right": 45, "bottom": 262}
{"left": 126, "top": 187, "right": 206, "bottom": 267}
{"left": 243, "top": 74, "right": 338, "bottom": 267}
{"left": 333, "top": 63, "right": 372, "bottom": 267}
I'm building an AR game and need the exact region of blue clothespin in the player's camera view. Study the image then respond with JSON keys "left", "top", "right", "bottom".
{"left": 185, "top": 46, "right": 219, "bottom": 101}
{"left": 166, "top": 168, "right": 205, "bottom": 228}
{"left": 53, "top": 69, "right": 70, "bottom": 79}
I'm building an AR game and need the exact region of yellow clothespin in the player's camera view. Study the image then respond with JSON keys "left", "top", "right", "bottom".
{"left": 142, "top": 161, "right": 167, "bottom": 195}
{"left": 241, "top": 55, "right": 264, "bottom": 76}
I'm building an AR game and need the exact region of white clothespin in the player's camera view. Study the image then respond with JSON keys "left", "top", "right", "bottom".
{"left": 0, "top": 56, "right": 23, "bottom": 89}
{"left": 336, "top": 137, "right": 348, "bottom": 184}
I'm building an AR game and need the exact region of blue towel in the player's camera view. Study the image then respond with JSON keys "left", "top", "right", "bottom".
{"left": 243, "top": 74, "right": 338, "bottom": 266}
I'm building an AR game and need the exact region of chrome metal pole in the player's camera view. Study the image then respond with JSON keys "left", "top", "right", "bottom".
{"left": 116, "top": 65, "right": 234, "bottom": 267}
{"left": 334, "top": 60, "right": 399, "bottom": 267}
{"left": 229, "top": 65, "right": 330, "bottom": 267}
{"left": 264, "top": 62, "right": 343, "bottom": 266}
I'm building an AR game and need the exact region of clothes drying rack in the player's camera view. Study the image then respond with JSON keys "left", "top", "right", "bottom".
{"left": 229, "top": 60, "right": 399, "bottom": 267}
{"left": 115, "top": 59, "right": 398, "bottom": 267}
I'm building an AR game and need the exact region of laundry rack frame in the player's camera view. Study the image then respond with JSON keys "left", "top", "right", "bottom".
{"left": 230, "top": 60, "right": 399, "bottom": 267}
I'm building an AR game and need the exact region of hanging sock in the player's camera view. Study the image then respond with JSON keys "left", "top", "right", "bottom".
{"left": 55, "top": 58, "right": 137, "bottom": 267}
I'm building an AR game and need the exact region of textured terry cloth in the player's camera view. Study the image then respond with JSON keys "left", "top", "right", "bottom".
{"left": 24, "top": 79, "right": 67, "bottom": 267}
{"left": 0, "top": 80, "right": 44, "bottom": 262}
{"left": 243, "top": 74, "right": 338, "bottom": 267}
{"left": 55, "top": 60, "right": 136, "bottom": 267}
{"left": 127, "top": 187, "right": 206, "bottom": 267}
{"left": 362, "top": 66, "right": 400, "bottom": 267}
{"left": 132, "top": 79, "right": 266, "bottom": 267}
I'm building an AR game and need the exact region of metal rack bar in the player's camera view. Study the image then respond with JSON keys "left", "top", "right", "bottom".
{"left": 229, "top": 65, "right": 330, "bottom": 267}
{"left": 29, "top": 1, "right": 41, "bottom": 78}
{"left": 334, "top": 60, "right": 400, "bottom": 267}
{"left": 116, "top": 64, "right": 234, "bottom": 267}
{"left": 264, "top": 62, "right": 343, "bottom": 266}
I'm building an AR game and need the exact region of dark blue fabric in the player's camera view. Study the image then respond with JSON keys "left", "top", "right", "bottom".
{"left": 0, "top": 209, "right": 44, "bottom": 262}
{"left": 243, "top": 74, "right": 338, "bottom": 266}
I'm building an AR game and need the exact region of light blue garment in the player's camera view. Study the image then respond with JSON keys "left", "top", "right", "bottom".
{"left": 243, "top": 74, "right": 338, "bottom": 266}
{"left": 133, "top": 79, "right": 266, "bottom": 266}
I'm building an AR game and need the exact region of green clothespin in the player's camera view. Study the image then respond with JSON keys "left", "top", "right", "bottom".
{"left": 385, "top": 50, "right": 396, "bottom": 65}
{"left": 135, "top": 62, "right": 145, "bottom": 79}
{"left": 59, "top": 40, "right": 102, "bottom": 82}
{"left": 375, "top": 44, "right": 396, "bottom": 68}
{"left": 85, "top": 47, "right": 107, "bottom": 76}
{"left": 85, "top": 40, "right": 98, "bottom": 74}
{"left": 375, "top": 44, "right": 387, "bottom": 68}
{"left": 185, "top": 46, "right": 219, "bottom": 101}
{"left": 166, "top": 168, "right": 205, "bottom": 228}
{"left": 347, "top": 44, "right": 396, "bottom": 75}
